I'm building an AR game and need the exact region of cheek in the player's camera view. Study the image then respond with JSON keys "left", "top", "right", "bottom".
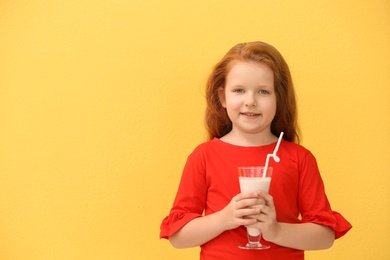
{"left": 271, "top": 97, "right": 277, "bottom": 110}
{"left": 225, "top": 98, "right": 242, "bottom": 111}
{"left": 264, "top": 98, "right": 277, "bottom": 116}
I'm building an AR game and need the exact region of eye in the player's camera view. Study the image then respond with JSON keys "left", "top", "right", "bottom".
{"left": 259, "top": 89, "right": 269, "bottom": 94}
{"left": 233, "top": 89, "right": 245, "bottom": 93}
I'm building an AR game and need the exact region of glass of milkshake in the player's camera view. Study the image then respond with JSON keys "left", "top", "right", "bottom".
{"left": 238, "top": 166, "right": 272, "bottom": 250}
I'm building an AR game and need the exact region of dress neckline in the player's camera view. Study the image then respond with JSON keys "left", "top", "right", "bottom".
{"left": 212, "top": 137, "right": 280, "bottom": 150}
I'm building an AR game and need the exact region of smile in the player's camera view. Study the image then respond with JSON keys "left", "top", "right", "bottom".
{"left": 241, "top": 112, "right": 260, "bottom": 117}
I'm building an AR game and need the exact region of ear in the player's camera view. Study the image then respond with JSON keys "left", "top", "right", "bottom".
{"left": 218, "top": 87, "right": 226, "bottom": 108}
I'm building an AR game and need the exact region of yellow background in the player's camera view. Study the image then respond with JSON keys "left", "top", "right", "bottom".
{"left": 1, "top": 1, "right": 389, "bottom": 259}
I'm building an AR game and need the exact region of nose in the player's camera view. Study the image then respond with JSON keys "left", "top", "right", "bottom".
{"left": 244, "top": 93, "right": 257, "bottom": 107}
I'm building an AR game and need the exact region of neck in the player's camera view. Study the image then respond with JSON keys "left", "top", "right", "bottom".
{"left": 220, "top": 130, "right": 278, "bottom": 147}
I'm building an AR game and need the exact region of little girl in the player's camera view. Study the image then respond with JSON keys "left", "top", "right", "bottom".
{"left": 160, "top": 41, "right": 352, "bottom": 259}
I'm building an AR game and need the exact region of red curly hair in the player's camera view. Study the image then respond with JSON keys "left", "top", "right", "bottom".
{"left": 205, "top": 41, "right": 300, "bottom": 143}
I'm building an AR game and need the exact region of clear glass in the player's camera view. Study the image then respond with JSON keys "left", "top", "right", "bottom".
{"left": 237, "top": 166, "right": 272, "bottom": 250}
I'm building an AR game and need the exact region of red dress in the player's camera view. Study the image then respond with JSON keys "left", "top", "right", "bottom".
{"left": 160, "top": 139, "right": 352, "bottom": 259}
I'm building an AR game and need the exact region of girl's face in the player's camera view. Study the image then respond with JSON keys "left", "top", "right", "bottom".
{"left": 219, "top": 61, "right": 276, "bottom": 139}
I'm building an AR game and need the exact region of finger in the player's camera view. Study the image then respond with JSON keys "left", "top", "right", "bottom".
{"left": 252, "top": 209, "right": 270, "bottom": 223}
{"left": 257, "top": 190, "right": 274, "bottom": 207}
{"left": 237, "top": 207, "right": 260, "bottom": 218}
{"left": 241, "top": 218, "right": 258, "bottom": 226}
{"left": 241, "top": 200, "right": 264, "bottom": 211}
{"left": 236, "top": 209, "right": 259, "bottom": 225}
{"left": 256, "top": 203, "right": 277, "bottom": 223}
{"left": 236, "top": 191, "right": 260, "bottom": 201}
{"left": 245, "top": 214, "right": 261, "bottom": 221}
{"left": 245, "top": 221, "right": 260, "bottom": 229}
{"left": 235, "top": 195, "right": 264, "bottom": 209}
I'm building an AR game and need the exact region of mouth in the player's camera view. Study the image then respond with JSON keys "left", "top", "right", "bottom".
{"left": 240, "top": 112, "right": 260, "bottom": 118}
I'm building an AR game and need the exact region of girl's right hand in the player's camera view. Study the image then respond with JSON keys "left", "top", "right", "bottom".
{"left": 220, "top": 192, "right": 263, "bottom": 231}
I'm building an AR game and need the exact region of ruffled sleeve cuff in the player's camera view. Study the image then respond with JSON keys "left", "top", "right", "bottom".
{"left": 302, "top": 210, "right": 352, "bottom": 239}
{"left": 160, "top": 211, "right": 202, "bottom": 239}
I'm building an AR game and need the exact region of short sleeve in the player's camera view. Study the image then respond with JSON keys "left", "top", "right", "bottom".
{"left": 298, "top": 151, "right": 352, "bottom": 239}
{"left": 160, "top": 147, "right": 207, "bottom": 239}
{"left": 301, "top": 209, "right": 352, "bottom": 239}
{"left": 160, "top": 212, "right": 202, "bottom": 239}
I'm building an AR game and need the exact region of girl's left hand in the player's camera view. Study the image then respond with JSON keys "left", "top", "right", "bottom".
{"left": 245, "top": 190, "right": 280, "bottom": 242}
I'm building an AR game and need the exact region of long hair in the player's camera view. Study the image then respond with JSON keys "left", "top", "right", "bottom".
{"left": 204, "top": 41, "right": 300, "bottom": 143}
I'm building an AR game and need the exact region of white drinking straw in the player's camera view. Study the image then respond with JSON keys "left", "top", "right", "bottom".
{"left": 262, "top": 132, "right": 284, "bottom": 178}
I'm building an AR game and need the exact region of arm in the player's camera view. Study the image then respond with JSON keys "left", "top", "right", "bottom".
{"left": 168, "top": 210, "right": 227, "bottom": 248}
{"left": 250, "top": 190, "right": 335, "bottom": 250}
{"left": 169, "top": 192, "right": 263, "bottom": 248}
{"left": 268, "top": 222, "right": 334, "bottom": 250}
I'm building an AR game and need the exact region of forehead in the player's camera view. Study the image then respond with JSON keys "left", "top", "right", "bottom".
{"left": 226, "top": 58, "right": 273, "bottom": 72}
{"left": 226, "top": 60, "right": 274, "bottom": 84}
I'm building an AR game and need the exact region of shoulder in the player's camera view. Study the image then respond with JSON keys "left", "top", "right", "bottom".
{"left": 280, "top": 140, "right": 317, "bottom": 163}
{"left": 281, "top": 140, "right": 311, "bottom": 154}
{"left": 186, "top": 138, "right": 237, "bottom": 164}
{"left": 189, "top": 138, "right": 223, "bottom": 156}
{"left": 280, "top": 141, "right": 322, "bottom": 176}
{"left": 183, "top": 139, "right": 224, "bottom": 171}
